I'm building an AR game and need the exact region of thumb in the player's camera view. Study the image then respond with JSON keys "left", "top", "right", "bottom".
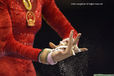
{"left": 80, "top": 48, "right": 88, "bottom": 52}
{"left": 49, "top": 42, "right": 57, "bottom": 49}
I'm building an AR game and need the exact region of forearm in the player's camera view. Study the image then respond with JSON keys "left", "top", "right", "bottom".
{"left": 42, "top": 0, "right": 78, "bottom": 39}
{"left": 4, "top": 35, "right": 42, "bottom": 61}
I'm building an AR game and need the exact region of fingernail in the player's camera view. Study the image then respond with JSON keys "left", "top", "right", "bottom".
{"left": 71, "top": 30, "right": 74, "bottom": 33}
{"left": 78, "top": 33, "right": 82, "bottom": 36}
{"left": 85, "top": 48, "right": 88, "bottom": 51}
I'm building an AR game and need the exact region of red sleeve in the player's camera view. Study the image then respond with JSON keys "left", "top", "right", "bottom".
{"left": 42, "top": 0, "right": 78, "bottom": 39}
{"left": 0, "top": 0, "right": 41, "bottom": 61}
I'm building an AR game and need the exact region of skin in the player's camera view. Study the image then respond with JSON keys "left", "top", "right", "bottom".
{"left": 51, "top": 30, "right": 88, "bottom": 62}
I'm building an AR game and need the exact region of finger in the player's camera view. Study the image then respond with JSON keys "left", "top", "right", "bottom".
{"left": 66, "top": 30, "right": 74, "bottom": 54}
{"left": 73, "top": 33, "right": 81, "bottom": 45}
{"left": 79, "top": 48, "right": 88, "bottom": 52}
{"left": 49, "top": 42, "right": 57, "bottom": 49}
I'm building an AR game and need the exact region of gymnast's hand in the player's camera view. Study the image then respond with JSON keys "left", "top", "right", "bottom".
{"left": 50, "top": 30, "right": 88, "bottom": 62}
{"left": 39, "top": 30, "right": 88, "bottom": 65}
{"left": 49, "top": 31, "right": 88, "bottom": 54}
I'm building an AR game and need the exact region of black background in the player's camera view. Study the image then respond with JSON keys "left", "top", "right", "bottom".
{"left": 33, "top": 0, "right": 114, "bottom": 76}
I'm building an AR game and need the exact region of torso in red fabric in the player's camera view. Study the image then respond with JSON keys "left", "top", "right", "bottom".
{"left": 10, "top": 0, "right": 42, "bottom": 44}
{"left": 0, "top": 0, "right": 78, "bottom": 76}
{"left": 0, "top": 0, "right": 42, "bottom": 76}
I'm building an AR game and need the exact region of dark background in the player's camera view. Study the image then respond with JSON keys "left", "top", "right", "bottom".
{"left": 33, "top": 0, "right": 114, "bottom": 76}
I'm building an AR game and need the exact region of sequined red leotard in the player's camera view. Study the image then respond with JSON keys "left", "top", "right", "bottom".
{"left": 0, "top": 0, "right": 77, "bottom": 76}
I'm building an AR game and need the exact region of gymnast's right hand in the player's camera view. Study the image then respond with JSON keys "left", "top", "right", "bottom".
{"left": 38, "top": 30, "right": 88, "bottom": 65}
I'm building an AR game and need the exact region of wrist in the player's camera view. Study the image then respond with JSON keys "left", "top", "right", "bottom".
{"left": 39, "top": 48, "right": 51, "bottom": 64}
{"left": 47, "top": 52, "right": 57, "bottom": 65}
{"left": 38, "top": 48, "right": 57, "bottom": 65}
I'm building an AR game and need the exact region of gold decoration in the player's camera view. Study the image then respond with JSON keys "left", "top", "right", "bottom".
{"left": 23, "top": 0, "right": 35, "bottom": 26}
{"left": 26, "top": 11, "right": 35, "bottom": 27}
{"left": 23, "top": 0, "right": 32, "bottom": 10}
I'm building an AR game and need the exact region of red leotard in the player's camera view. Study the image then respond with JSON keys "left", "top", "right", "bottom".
{"left": 0, "top": 0, "right": 77, "bottom": 76}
